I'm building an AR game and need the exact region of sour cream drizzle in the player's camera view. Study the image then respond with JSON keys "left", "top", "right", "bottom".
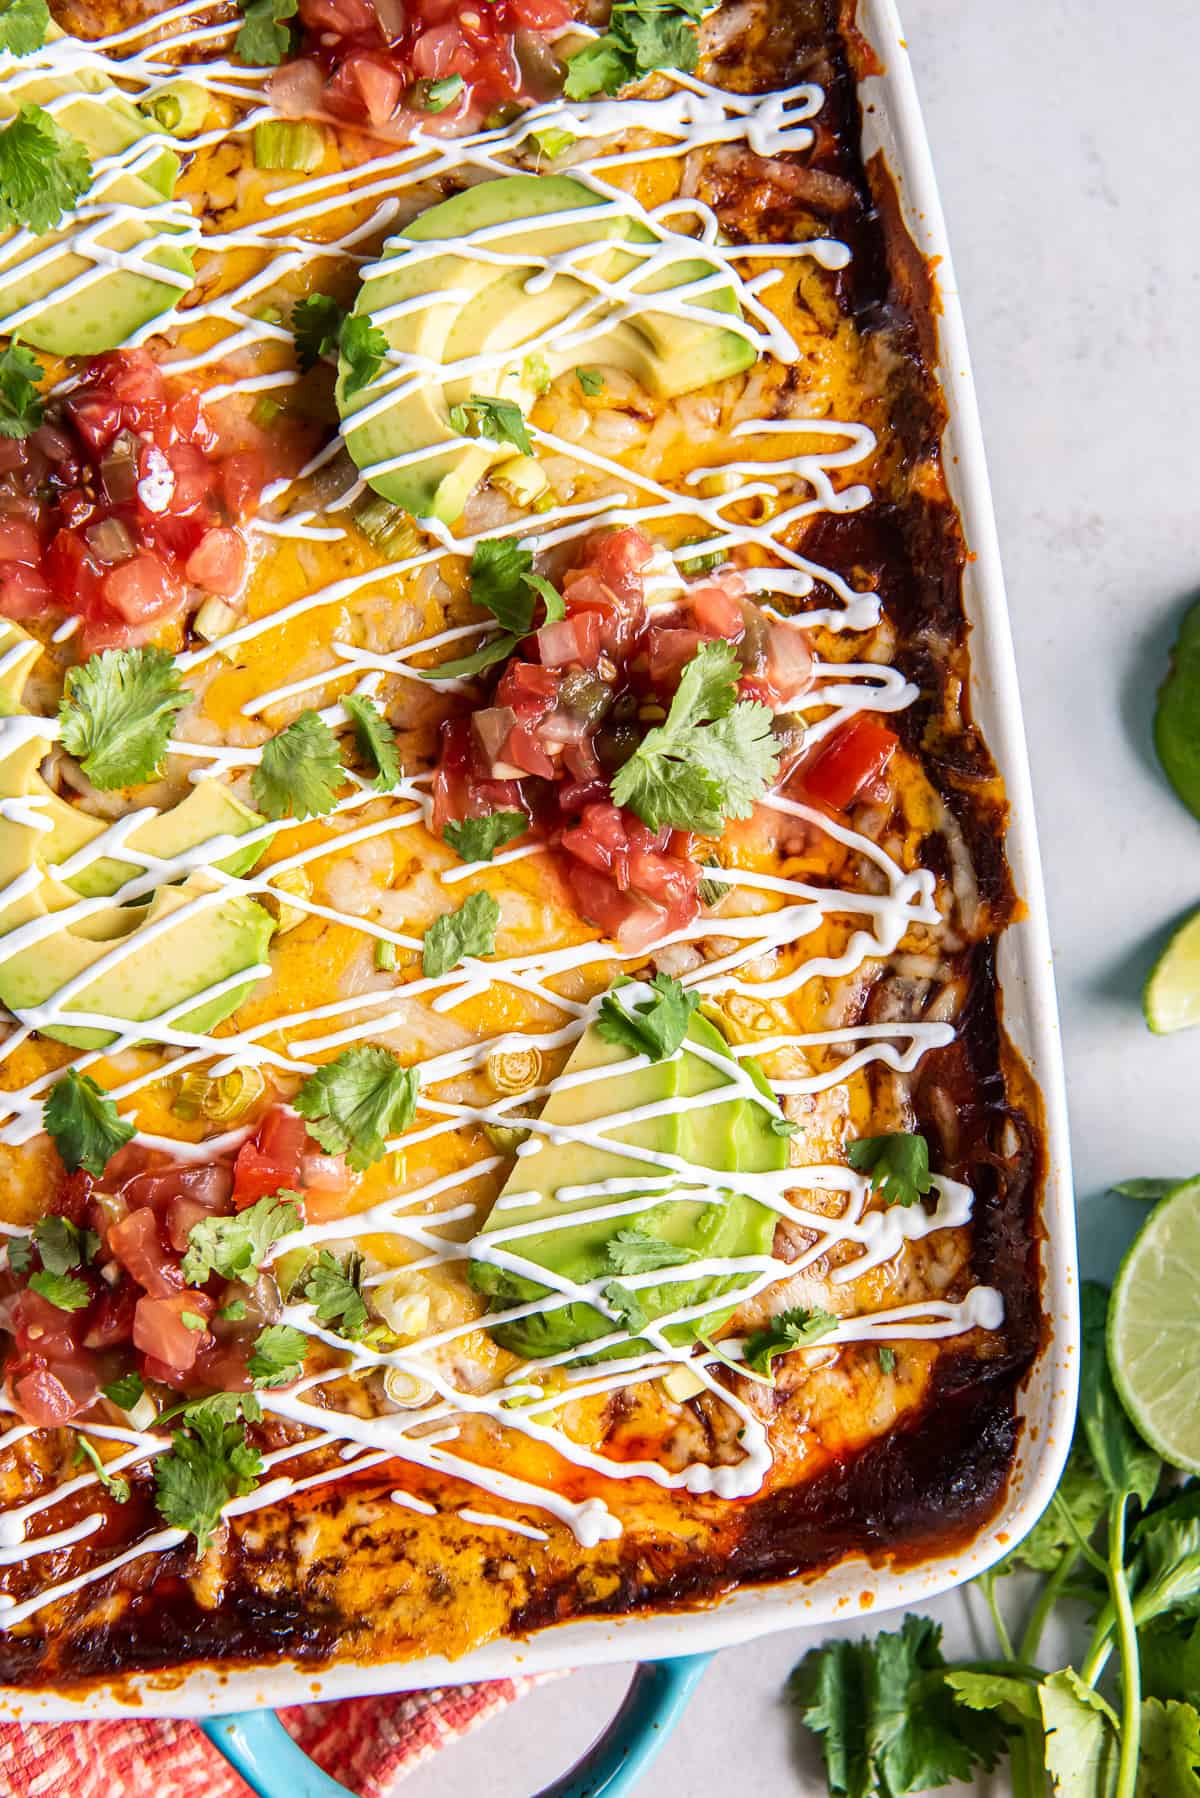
{"left": 0, "top": 6, "right": 1002, "bottom": 1612}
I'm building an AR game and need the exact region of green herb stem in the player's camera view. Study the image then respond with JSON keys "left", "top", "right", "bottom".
{"left": 1106, "top": 1494, "right": 1141, "bottom": 1798}
{"left": 1018, "top": 1543, "right": 1077, "bottom": 1666}
{"left": 978, "top": 1567, "right": 1017, "bottom": 1663}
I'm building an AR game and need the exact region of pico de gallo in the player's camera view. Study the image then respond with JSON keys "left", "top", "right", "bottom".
{"left": 270, "top": 0, "right": 575, "bottom": 137}
{"left": 0, "top": 350, "right": 312, "bottom": 653}
{"left": 432, "top": 525, "right": 899, "bottom": 951}
{"left": 0, "top": 1107, "right": 350, "bottom": 1427}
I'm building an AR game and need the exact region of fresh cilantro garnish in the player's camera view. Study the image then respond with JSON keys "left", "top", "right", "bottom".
{"left": 291, "top": 295, "right": 387, "bottom": 396}
{"left": 414, "top": 74, "right": 464, "bottom": 112}
{"left": 252, "top": 709, "right": 344, "bottom": 820}
{"left": 102, "top": 1371, "right": 145, "bottom": 1410}
{"left": 0, "top": 105, "right": 92, "bottom": 234}
{"left": 610, "top": 639, "right": 779, "bottom": 833}
{"left": 291, "top": 293, "right": 343, "bottom": 370}
{"left": 234, "top": 0, "right": 297, "bottom": 66}
{"left": 75, "top": 1436, "right": 130, "bottom": 1503}
{"left": 0, "top": 0, "right": 50, "bottom": 55}
{"left": 248, "top": 1321, "right": 308, "bottom": 1387}
{"left": 419, "top": 538, "right": 563, "bottom": 681}
{"left": 153, "top": 1401, "right": 264, "bottom": 1551}
{"left": 420, "top": 634, "right": 518, "bottom": 683}
{"left": 448, "top": 394, "right": 533, "bottom": 457}
{"left": 33, "top": 1214, "right": 96, "bottom": 1275}
{"left": 564, "top": 0, "right": 709, "bottom": 99}
{"left": 0, "top": 341, "right": 44, "bottom": 438}
{"left": 523, "top": 573, "right": 564, "bottom": 622}
{"left": 218, "top": 1298, "right": 247, "bottom": 1322}
{"left": 596, "top": 974, "right": 698, "bottom": 1062}
{"left": 741, "top": 1305, "right": 837, "bottom": 1375}
{"left": 443, "top": 811, "right": 527, "bottom": 863}
{"left": 43, "top": 1068, "right": 135, "bottom": 1178}
{"left": 878, "top": 1345, "right": 896, "bottom": 1374}
{"left": 422, "top": 890, "right": 500, "bottom": 979}
{"left": 340, "top": 313, "right": 388, "bottom": 398}
{"left": 5, "top": 1233, "right": 30, "bottom": 1275}
{"left": 605, "top": 1228, "right": 699, "bottom": 1276}
{"left": 302, "top": 1247, "right": 369, "bottom": 1339}
{"left": 28, "top": 1268, "right": 89, "bottom": 1310}
{"left": 294, "top": 1045, "right": 418, "bottom": 1171}
{"left": 847, "top": 1132, "right": 933, "bottom": 1207}
{"left": 342, "top": 694, "right": 401, "bottom": 791}
{"left": 770, "top": 1115, "right": 799, "bottom": 1137}
{"left": 575, "top": 366, "right": 605, "bottom": 396}
{"left": 58, "top": 647, "right": 189, "bottom": 791}
{"left": 180, "top": 1191, "right": 302, "bottom": 1287}
{"left": 604, "top": 1280, "right": 648, "bottom": 1333}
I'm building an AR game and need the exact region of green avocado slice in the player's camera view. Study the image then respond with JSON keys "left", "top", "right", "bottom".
{"left": 336, "top": 173, "right": 757, "bottom": 523}
{"left": 469, "top": 1008, "right": 784, "bottom": 1363}
{"left": 0, "top": 64, "right": 195, "bottom": 354}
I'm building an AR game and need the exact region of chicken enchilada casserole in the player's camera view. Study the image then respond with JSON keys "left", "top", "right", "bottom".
{"left": 0, "top": 0, "right": 1046, "bottom": 1689}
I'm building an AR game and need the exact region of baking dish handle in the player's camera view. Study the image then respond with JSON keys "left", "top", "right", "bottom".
{"left": 200, "top": 1652, "right": 710, "bottom": 1798}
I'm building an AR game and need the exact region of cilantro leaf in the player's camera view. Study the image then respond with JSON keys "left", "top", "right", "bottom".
{"left": 575, "top": 366, "right": 605, "bottom": 396}
{"left": 564, "top": 0, "right": 709, "bottom": 100}
{"left": 523, "top": 572, "right": 564, "bottom": 622}
{"left": 252, "top": 709, "right": 344, "bottom": 820}
{"left": 5, "top": 1233, "right": 30, "bottom": 1275}
{"left": 75, "top": 1436, "right": 130, "bottom": 1503}
{"left": 1111, "top": 1176, "right": 1184, "bottom": 1202}
{"left": 605, "top": 1228, "right": 699, "bottom": 1276}
{"left": 1079, "top": 1280, "right": 1161, "bottom": 1507}
{"left": 33, "top": 1214, "right": 95, "bottom": 1275}
{"left": 0, "top": 105, "right": 92, "bottom": 234}
{"left": 180, "top": 1191, "right": 302, "bottom": 1287}
{"left": 234, "top": 0, "right": 297, "bottom": 66}
{"left": 0, "top": 340, "right": 44, "bottom": 438}
{"left": 413, "top": 73, "right": 464, "bottom": 113}
{"left": 596, "top": 973, "right": 698, "bottom": 1061}
{"left": 342, "top": 694, "right": 401, "bottom": 791}
{"left": 1138, "top": 1698, "right": 1200, "bottom": 1795}
{"left": 443, "top": 810, "right": 527, "bottom": 863}
{"left": 610, "top": 639, "right": 779, "bottom": 833}
{"left": 43, "top": 1068, "right": 135, "bottom": 1178}
{"left": 742, "top": 1304, "right": 837, "bottom": 1375}
{"left": 58, "top": 647, "right": 189, "bottom": 790}
{"left": 420, "top": 633, "right": 519, "bottom": 683}
{"left": 448, "top": 394, "right": 533, "bottom": 457}
{"left": 291, "top": 292, "right": 343, "bottom": 370}
{"left": 1039, "top": 1668, "right": 1118, "bottom": 1798}
{"left": 469, "top": 537, "right": 534, "bottom": 625}
{"left": 0, "top": 0, "right": 50, "bottom": 55}
{"left": 422, "top": 890, "right": 500, "bottom": 978}
{"left": 153, "top": 1403, "right": 264, "bottom": 1551}
{"left": 102, "top": 1371, "right": 145, "bottom": 1410}
{"left": 770, "top": 1115, "right": 799, "bottom": 1137}
{"left": 340, "top": 312, "right": 388, "bottom": 398}
{"left": 995, "top": 1430, "right": 1106, "bottom": 1575}
{"left": 303, "top": 1247, "right": 369, "bottom": 1339}
{"left": 28, "top": 1268, "right": 89, "bottom": 1310}
{"left": 847, "top": 1132, "right": 933, "bottom": 1208}
{"left": 248, "top": 1321, "right": 309, "bottom": 1387}
{"left": 1143, "top": 1621, "right": 1200, "bottom": 1706}
{"left": 294, "top": 1045, "right": 418, "bottom": 1171}
{"left": 604, "top": 1280, "right": 648, "bottom": 1333}
{"left": 789, "top": 1613, "right": 1007, "bottom": 1798}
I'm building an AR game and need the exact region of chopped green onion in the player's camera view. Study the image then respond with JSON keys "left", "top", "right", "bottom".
{"left": 140, "top": 81, "right": 208, "bottom": 137}
{"left": 374, "top": 939, "right": 397, "bottom": 972}
{"left": 252, "top": 121, "right": 326, "bottom": 173}
{"left": 354, "top": 495, "right": 420, "bottom": 560}
{"left": 491, "top": 455, "right": 550, "bottom": 508}
{"left": 678, "top": 539, "right": 725, "bottom": 577}
{"left": 529, "top": 126, "right": 576, "bottom": 161}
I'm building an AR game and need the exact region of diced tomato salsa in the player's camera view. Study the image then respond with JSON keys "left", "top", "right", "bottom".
{"left": 0, "top": 350, "right": 311, "bottom": 653}
{"left": 0, "top": 1108, "right": 350, "bottom": 1427}
{"left": 432, "top": 526, "right": 825, "bottom": 952}
{"left": 272, "top": 0, "right": 575, "bottom": 137}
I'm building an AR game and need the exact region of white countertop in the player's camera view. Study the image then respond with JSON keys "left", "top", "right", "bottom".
{"left": 399, "top": 3, "right": 1200, "bottom": 1791}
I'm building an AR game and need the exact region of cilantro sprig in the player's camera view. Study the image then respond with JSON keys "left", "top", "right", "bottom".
{"left": 181, "top": 1191, "right": 302, "bottom": 1287}
{"left": 294, "top": 1045, "right": 418, "bottom": 1172}
{"left": 0, "top": 341, "right": 44, "bottom": 438}
{"left": 342, "top": 694, "right": 401, "bottom": 791}
{"left": 442, "top": 810, "right": 527, "bottom": 864}
{"left": 252, "top": 709, "right": 344, "bottom": 820}
{"left": 28, "top": 1268, "right": 90, "bottom": 1310}
{"left": 421, "top": 537, "right": 563, "bottom": 682}
{"left": 596, "top": 974, "right": 698, "bottom": 1062}
{"left": 291, "top": 294, "right": 387, "bottom": 396}
{"left": 248, "top": 1321, "right": 308, "bottom": 1387}
{"left": 448, "top": 394, "right": 532, "bottom": 457}
{"left": 153, "top": 1396, "right": 264, "bottom": 1551}
{"left": 847, "top": 1132, "right": 933, "bottom": 1208}
{"left": 741, "top": 1305, "right": 837, "bottom": 1376}
{"left": 102, "top": 1371, "right": 146, "bottom": 1411}
{"left": 0, "top": 105, "right": 92, "bottom": 235}
{"left": 234, "top": 0, "right": 298, "bottom": 67}
{"left": 605, "top": 1228, "right": 699, "bottom": 1276}
{"left": 422, "top": 890, "right": 500, "bottom": 978}
{"left": 0, "top": 0, "right": 50, "bottom": 55}
{"left": 43, "top": 1068, "right": 135, "bottom": 1178}
{"left": 564, "top": 0, "right": 710, "bottom": 100}
{"left": 33, "top": 1213, "right": 97, "bottom": 1274}
{"left": 76, "top": 1436, "right": 131, "bottom": 1503}
{"left": 610, "top": 639, "right": 779, "bottom": 833}
{"left": 58, "top": 647, "right": 189, "bottom": 791}
{"left": 302, "top": 1247, "right": 369, "bottom": 1339}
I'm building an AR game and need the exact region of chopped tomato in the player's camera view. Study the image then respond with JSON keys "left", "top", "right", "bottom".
{"left": 82, "top": 1277, "right": 139, "bottom": 1350}
{"left": 11, "top": 1288, "right": 84, "bottom": 1360}
{"left": 8, "top": 1361, "right": 94, "bottom": 1428}
{"left": 185, "top": 527, "right": 247, "bottom": 597}
{"left": 232, "top": 1107, "right": 308, "bottom": 1209}
{"left": 799, "top": 715, "right": 899, "bottom": 810}
{"left": 133, "top": 1291, "right": 213, "bottom": 1372}
{"left": 108, "top": 1207, "right": 182, "bottom": 1299}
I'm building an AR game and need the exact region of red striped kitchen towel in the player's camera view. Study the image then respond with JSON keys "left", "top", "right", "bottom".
{"left": 0, "top": 1676, "right": 545, "bottom": 1796}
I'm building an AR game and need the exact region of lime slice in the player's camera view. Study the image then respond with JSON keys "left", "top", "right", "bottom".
{"left": 1109, "top": 1176, "right": 1200, "bottom": 1470}
{"left": 1143, "top": 907, "right": 1200, "bottom": 1033}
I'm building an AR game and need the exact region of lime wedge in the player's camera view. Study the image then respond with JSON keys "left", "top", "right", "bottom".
{"left": 1143, "top": 907, "right": 1200, "bottom": 1033}
{"left": 1108, "top": 1175, "right": 1200, "bottom": 1470}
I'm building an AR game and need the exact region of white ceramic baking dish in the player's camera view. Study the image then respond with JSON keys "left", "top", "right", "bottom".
{"left": 0, "top": 0, "right": 1077, "bottom": 1726}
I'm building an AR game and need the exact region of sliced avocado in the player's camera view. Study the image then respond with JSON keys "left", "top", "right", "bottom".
{"left": 469, "top": 1008, "right": 783, "bottom": 1362}
{"left": 0, "top": 66, "right": 195, "bottom": 354}
{"left": 0, "top": 873, "right": 275, "bottom": 1050}
{"left": 337, "top": 174, "right": 757, "bottom": 522}
{"left": 40, "top": 778, "right": 269, "bottom": 898}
